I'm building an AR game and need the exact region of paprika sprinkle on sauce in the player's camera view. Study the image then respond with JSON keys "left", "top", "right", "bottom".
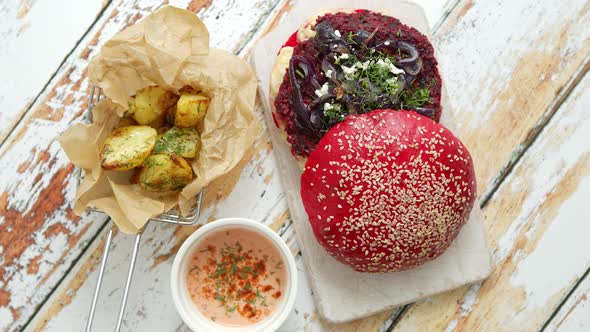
{"left": 186, "top": 227, "right": 287, "bottom": 326}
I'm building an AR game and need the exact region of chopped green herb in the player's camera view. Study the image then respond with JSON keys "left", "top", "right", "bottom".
{"left": 333, "top": 53, "right": 408, "bottom": 113}
{"left": 153, "top": 127, "right": 200, "bottom": 158}
{"left": 347, "top": 31, "right": 357, "bottom": 45}
{"left": 323, "top": 103, "right": 348, "bottom": 123}
{"left": 400, "top": 88, "right": 431, "bottom": 109}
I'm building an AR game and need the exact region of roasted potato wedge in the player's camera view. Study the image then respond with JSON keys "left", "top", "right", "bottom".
{"left": 125, "top": 99, "right": 136, "bottom": 116}
{"left": 174, "top": 92, "right": 209, "bottom": 127}
{"left": 139, "top": 154, "right": 194, "bottom": 192}
{"left": 100, "top": 126, "right": 157, "bottom": 171}
{"left": 132, "top": 86, "right": 179, "bottom": 126}
{"left": 153, "top": 127, "right": 201, "bottom": 159}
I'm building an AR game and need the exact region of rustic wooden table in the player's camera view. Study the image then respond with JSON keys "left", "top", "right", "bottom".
{"left": 1, "top": 0, "right": 589, "bottom": 331}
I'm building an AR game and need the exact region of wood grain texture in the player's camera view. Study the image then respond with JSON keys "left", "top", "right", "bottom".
{"left": 0, "top": 0, "right": 106, "bottom": 143}
{"left": 391, "top": 57, "right": 590, "bottom": 331}
{"left": 432, "top": 0, "right": 590, "bottom": 198}
{"left": 9, "top": 0, "right": 590, "bottom": 331}
{"left": 0, "top": 0, "right": 283, "bottom": 330}
{"left": 546, "top": 273, "right": 590, "bottom": 332}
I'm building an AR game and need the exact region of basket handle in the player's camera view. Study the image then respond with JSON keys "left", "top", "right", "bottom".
{"left": 85, "top": 226, "right": 143, "bottom": 332}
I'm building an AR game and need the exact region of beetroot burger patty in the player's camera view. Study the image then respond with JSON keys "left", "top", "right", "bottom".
{"left": 300, "top": 110, "right": 475, "bottom": 272}
{"left": 273, "top": 10, "right": 442, "bottom": 160}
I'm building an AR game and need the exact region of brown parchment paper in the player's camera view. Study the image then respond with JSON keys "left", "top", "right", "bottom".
{"left": 59, "top": 6, "right": 260, "bottom": 234}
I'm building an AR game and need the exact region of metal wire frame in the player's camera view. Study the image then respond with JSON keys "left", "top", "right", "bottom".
{"left": 80, "top": 86, "right": 204, "bottom": 331}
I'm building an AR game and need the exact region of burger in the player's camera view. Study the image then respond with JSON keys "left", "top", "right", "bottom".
{"left": 270, "top": 10, "right": 443, "bottom": 167}
{"left": 268, "top": 9, "right": 474, "bottom": 273}
{"left": 300, "top": 110, "right": 476, "bottom": 272}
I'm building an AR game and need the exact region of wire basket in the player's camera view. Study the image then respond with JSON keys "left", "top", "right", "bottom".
{"left": 80, "top": 86, "right": 204, "bottom": 331}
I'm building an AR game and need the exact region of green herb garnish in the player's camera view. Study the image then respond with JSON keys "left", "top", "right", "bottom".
{"left": 323, "top": 103, "right": 347, "bottom": 123}
{"left": 196, "top": 241, "right": 279, "bottom": 320}
{"left": 400, "top": 88, "right": 431, "bottom": 109}
{"left": 347, "top": 31, "right": 357, "bottom": 45}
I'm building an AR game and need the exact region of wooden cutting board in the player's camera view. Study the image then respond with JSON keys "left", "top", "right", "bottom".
{"left": 252, "top": 0, "right": 494, "bottom": 323}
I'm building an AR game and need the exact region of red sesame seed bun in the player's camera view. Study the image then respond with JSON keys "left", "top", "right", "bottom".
{"left": 300, "top": 109, "right": 476, "bottom": 272}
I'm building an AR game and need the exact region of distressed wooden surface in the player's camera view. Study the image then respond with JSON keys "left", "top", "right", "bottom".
{"left": 546, "top": 273, "right": 590, "bottom": 332}
{"left": 0, "top": 0, "right": 107, "bottom": 143}
{"left": 432, "top": 0, "right": 590, "bottom": 199}
{"left": 391, "top": 64, "right": 590, "bottom": 331}
{"left": 2, "top": 0, "right": 590, "bottom": 331}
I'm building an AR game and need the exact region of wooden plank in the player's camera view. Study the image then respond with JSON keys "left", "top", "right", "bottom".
{"left": 0, "top": 0, "right": 107, "bottom": 143}
{"left": 0, "top": 0, "right": 284, "bottom": 330}
{"left": 432, "top": 0, "right": 590, "bottom": 198}
{"left": 545, "top": 272, "right": 590, "bottom": 332}
{"left": 391, "top": 56, "right": 590, "bottom": 331}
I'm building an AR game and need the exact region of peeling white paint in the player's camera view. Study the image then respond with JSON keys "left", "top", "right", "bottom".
{"left": 545, "top": 275, "right": 590, "bottom": 332}
{"left": 511, "top": 174, "right": 590, "bottom": 313}
{"left": 0, "top": 0, "right": 104, "bottom": 141}
{"left": 435, "top": 0, "right": 590, "bottom": 130}
{"left": 443, "top": 318, "right": 458, "bottom": 332}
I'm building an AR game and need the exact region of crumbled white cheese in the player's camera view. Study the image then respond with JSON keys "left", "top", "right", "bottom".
{"left": 384, "top": 41, "right": 391, "bottom": 46}
{"left": 340, "top": 53, "right": 350, "bottom": 59}
{"left": 315, "top": 82, "right": 330, "bottom": 97}
{"left": 325, "top": 69, "right": 333, "bottom": 77}
{"left": 355, "top": 60, "right": 370, "bottom": 70}
{"left": 341, "top": 65, "right": 357, "bottom": 76}
{"left": 324, "top": 102, "right": 334, "bottom": 111}
{"left": 334, "top": 30, "right": 341, "bottom": 37}
{"left": 388, "top": 63, "right": 405, "bottom": 75}
{"left": 386, "top": 77, "right": 398, "bottom": 85}
{"left": 376, "top": 58, "right": 405, "bottom": 75}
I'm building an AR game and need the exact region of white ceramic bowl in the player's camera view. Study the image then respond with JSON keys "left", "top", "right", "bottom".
{"left": 171, "top": 218, "right": 297, "bottom": 332}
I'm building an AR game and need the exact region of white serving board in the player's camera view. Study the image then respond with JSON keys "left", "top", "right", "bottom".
{"left": 251, "top": 0, "right": 494, "bottom": 323}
